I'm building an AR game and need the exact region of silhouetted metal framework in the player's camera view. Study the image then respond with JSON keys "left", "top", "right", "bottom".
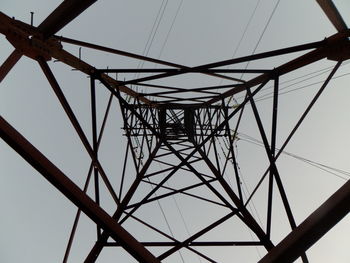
{"left": 0, "top": 1, "right": 349, "bottom": 262}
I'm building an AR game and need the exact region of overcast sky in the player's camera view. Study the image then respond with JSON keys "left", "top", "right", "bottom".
{"left": 1, "top": 1, "right": 349, "bottom": 262}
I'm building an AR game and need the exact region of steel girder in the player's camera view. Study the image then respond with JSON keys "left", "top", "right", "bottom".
{"left": 1, "top": 1, "right": 350, "bottom": 262}
{"left": 259, "top": 179, "right": 350, "bottom": 263}
{"left": 0, "top": 116, "right": 160, "bottom": 263}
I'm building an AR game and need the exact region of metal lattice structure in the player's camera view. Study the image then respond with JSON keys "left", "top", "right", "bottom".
{"left": 1, "top": 1, "right": 349, "bottom": 262}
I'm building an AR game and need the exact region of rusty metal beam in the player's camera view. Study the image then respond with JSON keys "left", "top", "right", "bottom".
{"left": 205, "top": 30, "right": 350, "bottom": 105}
{"left": 316, "top": 0, "right": 347, "bottom": 32}
{"left": 0, "top": 11, "right": 151, "bottom": 104}
{"left": 194, "top": 146, "right": 274, "bottom": 251}
{"left": 119, "top": 40, "right": 324, "bottom": 86}
{"left": 55, "top": 36, "right": 245, "bottom": 83}
{"left": 0, "top": 49, "right": 22, "bottom": 83}
{"left": 38, "top": 0, "right": 97, "bottom": 38}
{"left": 0, "top": 116, "right": 160, "bottom": 263}
{"left": 258, "top": 179, "right": 350, "bottom": 263}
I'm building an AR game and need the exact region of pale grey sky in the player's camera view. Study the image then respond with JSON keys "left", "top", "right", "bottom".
{"left": 1, "top": 0, "right": 349, "bottom": 262}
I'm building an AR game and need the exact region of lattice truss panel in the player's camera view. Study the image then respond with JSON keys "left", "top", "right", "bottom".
{"left": 0, "top": 1, "right": 349, "bottom": 263}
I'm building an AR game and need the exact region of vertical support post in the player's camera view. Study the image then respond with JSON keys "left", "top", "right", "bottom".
{"left": 63, "top": 92, "right": 114, "bottom": 263}
{"left": 84, "top": 142, "right": 162, "bottom": 262}
{"left": 90, "top": 76, "right": 101, "bottom": 237}
{"left": 246, "top": 86, "right": 297, "bottom": 228}
{"left": 205, "top": 108, "right": 222, "bottom": 176}
{"left": 245, "top": 61, "right": 343, "bottom": 208}
{"left": 266, "top": 74, "right": 279, "bottom": 237}
{"left": 223, "top": 100, "right": 243, "bottom": 202}
{"left": 30, "top": 11, "right": 34, "bottom": 26}
{"left": 118, "top": 141, "right": 130, "bottom": 199}
{"left": 37, "top": 58, "right": 120, "bottom": 205}
{"left": 246, "top": 86, "right": 309, "bottom": 262}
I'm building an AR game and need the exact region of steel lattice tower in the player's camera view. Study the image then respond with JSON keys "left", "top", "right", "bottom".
{"left": 0, "top": 1, "right": 349, "bottom": 262}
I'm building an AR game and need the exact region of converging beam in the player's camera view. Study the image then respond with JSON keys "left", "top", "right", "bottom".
{"left": 0, "top": 116, "right": 160, "bottom": 263}
{"left": 38, "top": 0, "right": 97, "bottom": 38}
{"left": 258, "top": 179, "right": 350, "bottom": 263}
{"left": 0, "top": 49, "right": 22, "bottom": 83}
{"left": 316, "top": 0, "right": 348, "bottom": 32}
{"left": 205, "top": 30, "right": 350, "bottom": 105}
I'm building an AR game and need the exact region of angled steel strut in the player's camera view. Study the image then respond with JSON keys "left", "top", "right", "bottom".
{"left": 0, "top": 116, "right": 160, "bottom": 263}
{"left": 1, "top": 0, "right": 350, "bottom": 262}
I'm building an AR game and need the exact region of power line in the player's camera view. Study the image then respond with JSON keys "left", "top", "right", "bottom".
{"left": 145, "top": 176, "right": 186, "bottom": 263}
{"left": 156, "top": 0, "right": 184, "bottom": 61}
{"left": 237, "top": 133, "right": 350, "bottom": 181}
{"left": 239, "top": 0, "right": 281, "bottom": 80}
{"left": 233, "top": 61, "right": 350, "bottom": 102}
{"left": 255, "top": 71, "right": 350, "bottom": 102}
{"left": 216, "top": 137, "right": 263, "bottom": 259}
{"left": 135, "top": 0, "right": 169, "bottom": 82}
{"left": 228, "top": 0, "right": 281, "bottom": 105}
{"left": 218, "top": 0, "right": 261, "bottom": 87}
